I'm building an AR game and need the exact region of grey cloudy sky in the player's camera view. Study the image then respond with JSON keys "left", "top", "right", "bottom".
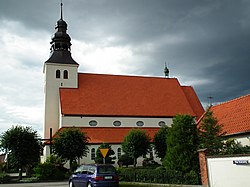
{"left": 0, "top": 0, "right": 249, "bottom": 136}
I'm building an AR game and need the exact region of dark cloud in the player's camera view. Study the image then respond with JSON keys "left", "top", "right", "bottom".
{"left": 0, "top": 0, "right": 249, "bottom": 118}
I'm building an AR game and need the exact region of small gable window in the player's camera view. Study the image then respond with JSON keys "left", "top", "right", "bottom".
{"left": 136, "top": 121, "right": 144, "bottom": 126}
{"left": 63, "top": 70, "right": 68, "bottom": 79}
{"left": 91, "top": 148, "right": 95, "bottom": 160}
{"left": 56, "top": 70, "right": 60, "bottom": 78}
{"left": 117, "top": 148, "right": 121, "bottom": 159}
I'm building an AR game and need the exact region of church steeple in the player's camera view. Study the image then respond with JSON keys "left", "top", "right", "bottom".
{"left": 43, "top": 1, "right": 79, "bottom": 142}
{"left": 45, "top": 2, "right": 78, "bottom": 65}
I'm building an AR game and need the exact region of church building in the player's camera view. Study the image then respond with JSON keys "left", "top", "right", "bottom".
{"left": 42, "top": 4, "right": 204, "bottom": 165}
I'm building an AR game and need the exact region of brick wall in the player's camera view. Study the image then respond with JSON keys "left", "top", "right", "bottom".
{"left": 198, "top": 149, "right": 209, "bottom": 186}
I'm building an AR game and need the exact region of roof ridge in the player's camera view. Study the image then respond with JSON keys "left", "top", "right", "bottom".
{"left": 78, "top": 72, "right": 178, "bottom": 80}
{"left": 212, "top": 94, "right": 250, "bottom": 108}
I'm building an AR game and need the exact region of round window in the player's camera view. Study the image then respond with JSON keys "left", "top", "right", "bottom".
{"left": 136, "top": 121, "right": 144, "bottom": 126}
{"left": 89, "top": 120, "right": 98, "bottom": 126}
{"left": 113, "top": 121, "right": 121, "bottom": 126}
{"left": 158, "top": 121, "right": 166, "bottom": 126}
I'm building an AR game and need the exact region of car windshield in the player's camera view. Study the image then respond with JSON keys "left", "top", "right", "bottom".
{"left": 98, "top": 166, "right": 116, "bottom": 174}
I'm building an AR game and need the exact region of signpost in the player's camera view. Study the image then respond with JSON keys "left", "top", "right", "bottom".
{"left": 99, "top": 148, "right": 109, "bottom": 164}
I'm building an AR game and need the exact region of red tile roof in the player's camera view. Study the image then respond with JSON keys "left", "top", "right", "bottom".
{"left": 60, "top": 73, "right": 204, "bottom": 118}
{"left": 57, "top": 127, "right": 160, "bottom": 144}
{"left": 206, "top": 94, "right": 250, "bottom": 136}
{"left": 182, "top": 86, "right": 205, "bottom": 119}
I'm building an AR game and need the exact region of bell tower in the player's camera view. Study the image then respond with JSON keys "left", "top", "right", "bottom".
{"left": 43, "top": 2, "right": 79, "bottom": 140}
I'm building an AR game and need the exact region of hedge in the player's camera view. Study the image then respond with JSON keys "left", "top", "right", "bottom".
{"left": 0, "top": 173, "right": 11, "bottom": 184}
{"left": 117, "top": 167, "right": 200, "bottom": 185}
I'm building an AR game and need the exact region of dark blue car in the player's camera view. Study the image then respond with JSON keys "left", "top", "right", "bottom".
{"left": 69, "top": 164, "right": 119, "bottom": 187}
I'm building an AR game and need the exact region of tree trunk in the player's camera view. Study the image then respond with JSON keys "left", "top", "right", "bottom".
{"left": 18, "top": 168, "right": 22, "bottom": 180}
{"left": 26, "top": 166, "right": 31, "bottom": 178}
{"left": 69, "top": 159, "right": 73, "bottom": 173}
{"left": 133, "top": 158, "right": 137, "bottom": 167}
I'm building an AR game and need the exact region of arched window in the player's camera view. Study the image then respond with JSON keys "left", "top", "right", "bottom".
{"left": 117, "top": 148, "right": 121, "bottom": 159}
{"left": 63, "top": 70, "right": 68, "bottom": 79}
{"left": 91, "top": 148, "right": 95, "bottom": 160}
{"left": 149, "top": 148, "right": 153, "bottom": 158}
{"left": 56, "top": 70, "right": 60, "bottom": 78}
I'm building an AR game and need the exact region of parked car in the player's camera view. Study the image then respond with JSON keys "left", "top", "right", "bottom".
{"left": 69, "top": 164, "right": 119, "bottom": 187}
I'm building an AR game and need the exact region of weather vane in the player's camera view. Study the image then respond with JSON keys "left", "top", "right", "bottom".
{"left": 207, "top": 96, "right": 213, "bottom": 106}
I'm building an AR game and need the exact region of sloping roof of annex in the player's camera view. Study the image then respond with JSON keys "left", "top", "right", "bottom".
{"left": 59, "top": 73, "right": 204, "bottom": 119}
{"left": 210, "top": 94, "right": 250, "bottom": 136}
{"left": 54, "top": 127, "right": 160, "bottom": 144}
{"left": 198, "top": 94, "right": 250, "bottom": 136}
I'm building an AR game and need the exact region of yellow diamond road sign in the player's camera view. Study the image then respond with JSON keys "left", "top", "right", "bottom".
{"left": 99, "top": 148, "right": 109, "bottom": 158}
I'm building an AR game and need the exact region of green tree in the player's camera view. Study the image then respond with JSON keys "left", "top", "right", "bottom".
{"left": 122, "top": 128, "right": 151, "bottom": 167}
{"left": 198, "top": 110, "right": 225, "bottom": 155}
{"left": 163, "top": 115, "right": 199, "bottom": 174}
{"left": 221, "top": 139, "right": 250, "bottom": 155}
{"left": 0, "top": 125, "right": 40, "bottom": 179}
{"left": 153, "top": 125, "right": 169, "bottom": 160}
{"left": 53, "top": 128, "right": 89, "bottom": 172}
{"left": 95, "top": 143, "right": 116, "bottom": 164}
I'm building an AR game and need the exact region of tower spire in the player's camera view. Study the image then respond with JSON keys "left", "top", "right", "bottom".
{"left": 60, "top": 0, "right": 63, "bottom": 20}
{"left": 45, "top": 1, "right": 78, "bottom": 65}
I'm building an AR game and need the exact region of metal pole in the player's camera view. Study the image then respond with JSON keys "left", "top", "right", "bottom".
{"left": 49, "top": 128, "right": 52, "bottom": 155}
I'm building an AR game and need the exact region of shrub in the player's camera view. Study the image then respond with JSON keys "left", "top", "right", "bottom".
{"left": 0, "top": 173, "right": 11, "bottom": 184}
{"left": 142, "top": 157, "right": 160, "bottom": 168}
{"left": 118, "top": 167, "right": 200, "bottom": 185}
{"left": 117, "top": 154, "right": 134, "bottom": 167}
{"left": 33, "top": 162, "right": 65, "bottom": 181}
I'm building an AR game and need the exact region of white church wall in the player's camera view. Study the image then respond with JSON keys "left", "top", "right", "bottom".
{"left": 61, "top": 116, "right": 173, "bottom": 128}
{"left": 76, "top": 144, "right": 161, "bottom": 167}
{"left": 43, "top": 63, "right": 78, "bottom": 139}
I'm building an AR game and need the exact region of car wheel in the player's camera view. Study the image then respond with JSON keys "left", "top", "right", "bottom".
{"left": 69, "top": 180, "right": 74, "bottom": 187}
{"left": 87, "top": 183, "right": 92, "bottom": 187}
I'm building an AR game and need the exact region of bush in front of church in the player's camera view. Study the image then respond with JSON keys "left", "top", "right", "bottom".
{"left": 32, "top": 154, "right": 67, "bottom": 181}
{"left": 117, "top": 154, "right": 134, "bottom": 167}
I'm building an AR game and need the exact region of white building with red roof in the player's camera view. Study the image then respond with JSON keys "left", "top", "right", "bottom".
{"left": 42, "top": 5, "right": 204, "bottom": 165}
{"left": 203, "top": 94, "right": 250, "bottom": 146}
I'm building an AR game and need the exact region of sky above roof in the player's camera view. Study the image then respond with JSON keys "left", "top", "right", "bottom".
{"left": 0, "top": 0, "right": 249, "bottom": 137}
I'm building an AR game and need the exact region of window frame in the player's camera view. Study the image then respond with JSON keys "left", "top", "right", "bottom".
{"left": 63, "top": 70, "right": 68, "bottom": 79}
{"left": 56, "top": 69, "right": 61, "bottom": 79}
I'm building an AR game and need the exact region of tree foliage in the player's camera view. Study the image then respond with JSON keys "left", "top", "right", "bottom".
{"left": 0, "top": 125, "right": 40, "bottom": 179}
{"left": 95, "top": 143, "right": 116, "bottom": 164}
{"left": 163, "top": 115, "right": 199, "bottom": 174}
{"left": 221, "top": 139, "right": 250, "bottom": 155}
{"left": 122, "top": 128, "right": 151, "bottom": 167}
{"left": 117, "top": 154, "right": 134, "bottom": 167}
{"left": 53, "top": 128, "right": 89, "bottom": 171}
{"left": 198, "top": 110, "right": 225, "bottom": 155}
{"left": 153, "top": 125, "right": 169, "bottom": 160}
